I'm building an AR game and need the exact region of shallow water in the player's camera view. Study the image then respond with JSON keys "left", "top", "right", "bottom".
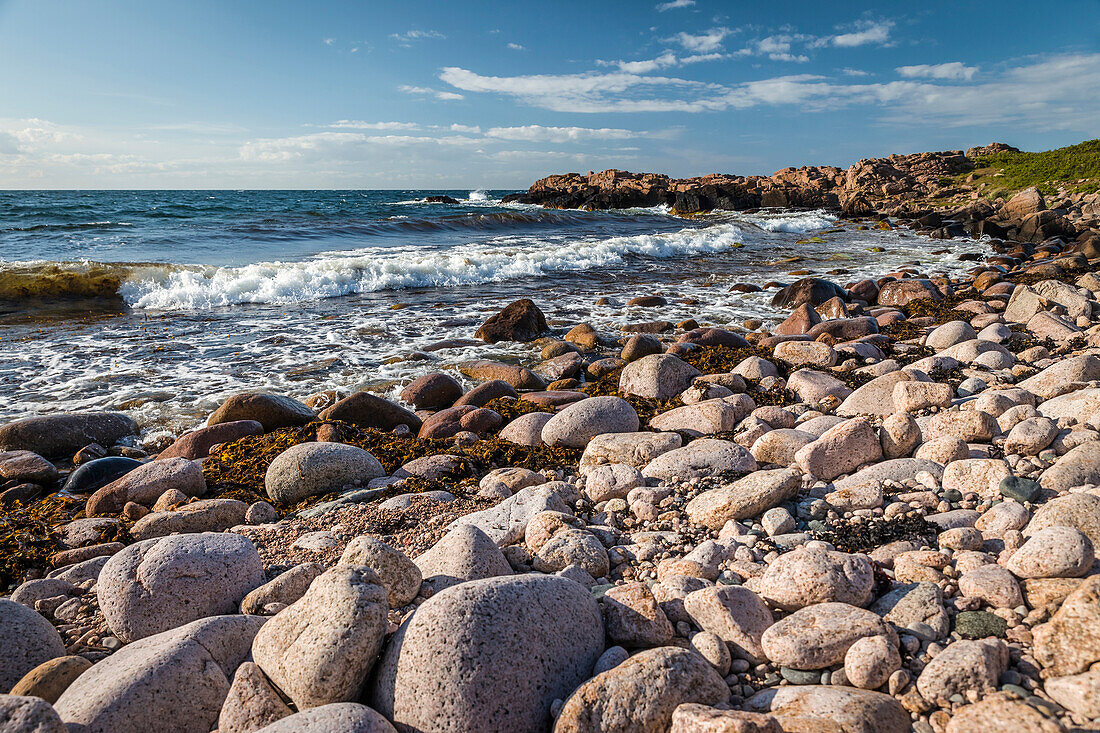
{"left": 0, "top": 190, "right": 990, "bottom": 436}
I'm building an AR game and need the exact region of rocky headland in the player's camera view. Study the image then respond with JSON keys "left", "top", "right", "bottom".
{"left": 3, "top": 141, "right": 1100, "bottom": 732}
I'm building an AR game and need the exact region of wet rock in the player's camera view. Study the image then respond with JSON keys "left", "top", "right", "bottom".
{"left": 157, "top": 420, "right": 264, "bottom": 460}
{"left": 458, "top": 360, "right": 545, "bottom": 391}
{"left": 771, "top": 278, "right": 848, "bottom": 309}
{"left": 877, "top": 279, "right": 943, "bottom": 307}
{"left": 0, "top": 412, "right": 139, "bottom": 458}
{"left": 62, "top": 456, "right": 142, "bottom": 494}
{"left": 453, "top": 380, "right": 518, "bottom": 407}
{"left": 400, "top": 373, "right": 463, "bottom": 409}
{"left": 208, "top": 393, "right": 314, "bottom": 431}
{"left": 474, "top": 299, "right": 548, "bottom": 343}
{"left": 318, "top": 392, "right": 422, "bottom": 432}
{"left": 0, "top": 450, "right": 58, "bottom": 485}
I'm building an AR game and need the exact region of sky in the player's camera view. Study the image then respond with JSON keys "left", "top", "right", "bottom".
{"left": 0, "top": 0, "right": 1098, "bottom": 189}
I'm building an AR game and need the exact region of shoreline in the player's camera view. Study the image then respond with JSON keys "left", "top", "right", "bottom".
{"left": 3, "top": 162, "right": 1100, "bottom": 731}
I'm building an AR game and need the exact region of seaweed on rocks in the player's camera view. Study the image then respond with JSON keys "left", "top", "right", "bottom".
{"left": 0, "top": 494, "right": 86, "bottom": 590}
{"left": 202, "top": 421, "right": 581, "bottom": 503}
{"left": 482, "top": 397, "right": 547, "bottom": 423}
{"left": 813, "top": 513, "right": 937, "bottom": 555}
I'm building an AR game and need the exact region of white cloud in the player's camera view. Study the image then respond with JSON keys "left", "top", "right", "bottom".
{"left": 438, "top": 66, "right": 722, "bottom": 113}
{"left": 507, "top": 42, "right": 524, "bottom": 50}
{"left": 896, "top": 62, "right": 978, "bottom": 81}
{"left": 669, "top": 27, "right": 732, "bottom": 53}
{"left": 485, "top": 125, "right": 640, "bottom": 143}
{"left": 390, "top": 29, "right": 445, "bottom": 44}
{"left": 327, "top": 120, "right": 420, "bottom": 130}
{"left": 239, "top": 131, "right": 481, "bottom": 162}
{"left": 656, "top": 0, "right": 695, "bottom": 10}
{"left": 447, "top": 124, "right": 482, "bottom": 133}
{"left": 841, "top": 67, "right": 871, "bottom": 76}
{"left": 399, "top": 85, "right": 465, "bottom": 101}
{"left": 323, "top": 38, "right": 334, "bottom": 45}
{"left": 601, "top": 51, "right": 724, "bottom": 74}
{"left": 738, "top": 35, "right": 810, "bottom": 63}
{"left": 828, "top": 20, "right": 893, "bottom": 47}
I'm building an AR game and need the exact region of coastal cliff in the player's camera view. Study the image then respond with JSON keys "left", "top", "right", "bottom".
{"left": 506, "top": 140, "right": 1100, "bottom": 250}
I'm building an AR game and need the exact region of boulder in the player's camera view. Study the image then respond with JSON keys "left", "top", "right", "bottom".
{"left": 498, "top": 412, "right": 554, "bottom": 445}
{"left": 339, "top": 537, "right": 422, "bottom": 607}
{"left": 877, "top": 279, "right": 943, "bottom": 307}
{"left": 794, "top": 418, "right": 882, "bottom": 481}
{"left": 400, "top": 373, "right": 463, "bottom": 410}
{"left": 0, "top": 450, "right": 58, "bottom": 485}
{"left": 54, "top": 616, "right": 264, "bottom": 733}
{"left": 541, "top": 397, "right": 639, "bottom": 448}
{"left": 771, "top": 278, "right": 848, "bottom": 309}
{"left": 252, "top": 565, "right": 388, "bottom": 709}
{"left": 217, "top": 661, "right": 294, "bottom": 733}
{"left": 743, "top": 686, "right": 909, "bottom": 733}
{"left": 1040, "top": 442, "right": 1100, "bottom": 493}
{"left": 916, "top": 639, "right": 1008, "bottom": 703}
{"left": 785, "top": 369, "right": 852, "bottom": 404}
{"left": 318, "top": 392, "right": 422, "bottom": 432}
{"left": 0, "top": 695, "right": 66, "bottom": 733}
{"left": 85, "top": 457, "right": 205, "bottom": 517}
{"left": 649, "top": 398, "right": 750, "bottom": 437}
{"left": 449, "top": 484, "right": 571, "bottom": 546}
{"left": 838, "top": 370, "right": 926, "bottom": 417}
{"left": 157, "top": 420, "right": 264, "bottom": 460}
{"left": 602, "top": 582, "right": 674, "bottom": 649}
{"left": 207, "top": 393, "right": 314, "bottom": 431}
{"left": 619, "top": 354, "right": 701, "bottom": 400}
{"left": 1019, "top": 355, "right": 1100, "bottom": 400}
{"left": 475, "top": 299, "right": 548, "bottom": 343}
{"left": 0, "top": 412, "right": 138, "bottom": 458}
{"left": 756, "top": 546, "right": 875, "bottom": 611}
{"left": 265, "top": 442, "right": 384, "bottom": 504}
{"left": 1033, "top": 576, "right": 1100, "bottom": 676}
{"left": 0, "top": 599, "right": 67, "bottom": 693}
{"left": 641, "top": 439, "right": 756, "bottom": 482}
{"left": 1006, "top": 526, "right": 1094, "bottom": 579}
{"left": 1044, "top": 669, "right": 1100, "bottom": 720}
{"left": 683, "top": 586, "right": 774, "bottom": 663}
{"left": 254, "top": 704, "right": 397, "bottom": 733}
{"left": 458, "top": 361, "right": 545, "bottom": 391}
{"left": 1026, "top": 493, "right": 1100, "bottom": 547}
{"left": 240, "top": 562, "right": 324, "bottom": 615}
{"left": 554, "top": 646, "right": 728, "bottom": 733}
{"left": 760, "top": 602, "right": 896, "bottom": 669}
{"left": 97, "top": 533, "right": 265, "bottom": 642}
{"left": 414, "top": 524, "right": 513, "bottom": 591}
{"left": 371, "top": 575, "right": 604, "bottom": 733}
{"left": 580, "top": 432, "right": 682, "bottom": 470}
{"left": 685, "top": 468, "right": 801, "bottom": 529}
{"left": 945, "top": 696, "right": 1067, "bottom": 733}
{"left": 9, "top": 656, "right": 92, "bottom": 705}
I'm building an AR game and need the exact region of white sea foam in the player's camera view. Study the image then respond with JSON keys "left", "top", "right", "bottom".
{"left": 467, "top": 190, "right": 489, "bottom": 201}
{"left": 119, "top": 220, "right": 764, "bottom": 310}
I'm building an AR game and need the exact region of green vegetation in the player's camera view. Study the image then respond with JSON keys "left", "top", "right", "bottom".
{"left": 972, "top": 139, "right": 1100, "bottom": 196}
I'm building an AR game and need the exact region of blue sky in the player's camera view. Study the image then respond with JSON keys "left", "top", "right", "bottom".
{"left": 1, "top": 0, "right": 1098, "bottom": 188}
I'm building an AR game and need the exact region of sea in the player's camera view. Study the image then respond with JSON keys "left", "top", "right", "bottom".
{"left": 0, "top": 189, "right": 990, "bottom": 440}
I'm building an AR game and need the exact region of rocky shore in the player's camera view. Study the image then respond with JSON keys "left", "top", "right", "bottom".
{"left": 4, "top": 169, "right": 1100, "bottom": 732}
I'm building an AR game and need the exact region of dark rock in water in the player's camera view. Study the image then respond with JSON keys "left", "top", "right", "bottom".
{"left": 0, "top": 412, "right": 138, "bottom": 459}
{"left": 454, "top": 380, "right": 518, "bottom": 408}
{"left": 954, "top": 610, "right": 1007, "bottom": 639}
{"left": 730, "top": 283, "right": 762, "bottom": 293}
{"left": 0, "top": 482, "right": 44, "bottom": 506}
{"left": 677, "top": 328, "right": 749, "bottom": 348}
{"left": 424, "top": 195, "right": 459, "bottom": 204}
{"left": 770, "top": 278, "right": 848, "bottom": 309}
{"left": 475, "top": 299, "right": 549, "bottom": 343}
{"left": 400, "top": 373, "right": 463, "bottom": 410}
{"left": 999, "top": 476, "right": 1040, "bottom": 503}
{"left": 626, "top": 296, "right": 667, "bottom": 307}
{"left": 63, "top": 456, "right": 143, "bottom": 495}
{"left": 207, "top": 393, "right": 315, "bottom": 432}
{"left": 318, "top": 392, "right": 422, "bottom": 432}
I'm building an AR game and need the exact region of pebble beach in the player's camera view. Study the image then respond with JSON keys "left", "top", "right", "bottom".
{"left": 4, "top": 146, "right": 1100, "bottom": 733}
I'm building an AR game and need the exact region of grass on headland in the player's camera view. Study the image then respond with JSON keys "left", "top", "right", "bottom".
{"left": 970, "top": 139, "right": 1100, "bottom": 197}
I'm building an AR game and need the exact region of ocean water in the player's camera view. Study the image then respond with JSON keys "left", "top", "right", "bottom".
{"left": 0, "top": 189, "right": 989, "bottom": 438}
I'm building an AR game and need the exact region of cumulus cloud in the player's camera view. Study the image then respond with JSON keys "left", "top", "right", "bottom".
{"left": 507, "top": 42, "right": 524, "bottom": 50}
{"left": 656, "top": 0, "right": 695, "bottom": 10}
{"left": 668, "top": 27, "right": 733, "bottom": 53}
{"left": 897, "top": 62, "right": 978, "bottom": 81}
{"left": 826, "top": 19, "right": 893, "bottom": 47}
